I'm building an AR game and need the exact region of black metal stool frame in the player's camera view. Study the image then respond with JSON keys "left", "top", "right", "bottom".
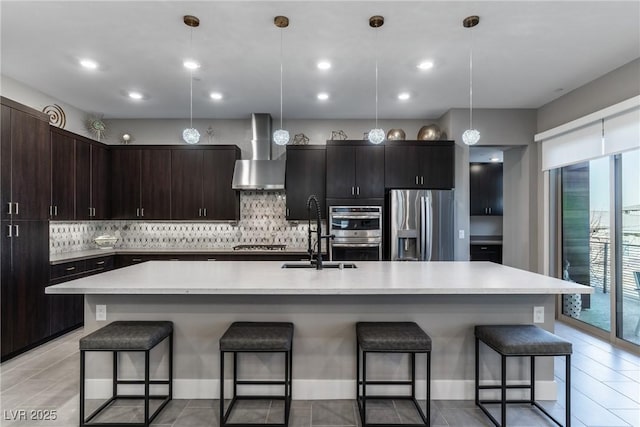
{"left": 220, "top": 347, "right": 293, "bottom": 427}
{"left": 475, "top": 337, "right": 571, "bottom": 427}
{"left": 79, "top": 332, "right": 173, "bottom": 427}
{"left": 356, "top": 346, "right": 431, "bottom": 427}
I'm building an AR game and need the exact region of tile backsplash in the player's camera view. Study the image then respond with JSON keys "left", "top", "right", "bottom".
{"left": 50, "top": 191, "right": 320, "bottom": 253}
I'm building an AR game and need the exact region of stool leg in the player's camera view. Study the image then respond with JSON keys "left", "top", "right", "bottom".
{"left": 530, "top": 356, "right": 535, "bottom": 404}
{"left": 113, "top": 351, "right": 118, "bottom": 398}
{"left": 169, "top": 332, "right": 174, "bottom": 400}
{"left": 356, "top": 342, "right": 360, "bottom": 406}
{"left": 80, "top": 350, "right": 85, "bottom": 426}
{"left": 566, "top": 355, "right": 571, "bottom": 427}
{"left": 501, "top": 355, "right": 506, "bottom": 426}
{"left": 362, "top": 351, "right": 367, "bottom": 427}
{"left": 411, "top": 352, "right": 416, "bottom": 398}
{"left": 427, "top": 351, "right": 431, "bottom": 427}
{"left": 144, "top": 350, "right": 150, "bottom": 426}
{"left": 285, "top": 350, "right": 290, "bottom": 425}
{"left": 220, "top": 351, "right": 225, "bottom": 426}
{"left": 233, "top": 352, "right": 238, "bottom": 398}
{"left": 475, "top": 338, "right": 479, "bottom": 406}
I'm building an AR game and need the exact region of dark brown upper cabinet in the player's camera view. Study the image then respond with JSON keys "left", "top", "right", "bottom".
{"left": 76, "top": 138, "right": 111, "bottom": 220}
{"left": 384, "top": 141, "right": 455, "bottom": 190}
{"left": 470, "top": 162, "right": 503, "bottom": 216}
{"left": 49, "top": 129, "right": 75, "bottom": 220}
{"left": 1, "top": 98, "right": 50, "bottom": 221}
{"left": 171, "top": 146, "right": 240, "bottom": 221}
{"left": 111, "top": 147, "right": 171, "bottom": 220}
{"left": 285, "top": 145, "right": 326, "bottom": 220}
{"left": 326, "top": 141, "right": 385, "bottom": 200}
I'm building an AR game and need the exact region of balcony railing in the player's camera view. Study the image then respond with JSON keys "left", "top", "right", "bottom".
{"left": 590, "top": 240, "right": 640, "bottom": 300}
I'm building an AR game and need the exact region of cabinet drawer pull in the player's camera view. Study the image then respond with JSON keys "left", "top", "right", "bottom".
{"left": 132, "top": 258, "right": 142, "bottom": 262}
{"left": 66, "top": 266, "right": 76, "bottom": 271}
{"left": 7, "top": 202, "right": 12, "bottom": 215}
{"left": 480, "top": 247, "right": 488, "bottom": 250}
{"left": 207, "top": 258, "right": 216, "bottom": 261}
{"left": 169, "top": 258, "right": 180, "bottom": 261}
{"left": 96, "top": 261, "right": 105, "bottom": 265}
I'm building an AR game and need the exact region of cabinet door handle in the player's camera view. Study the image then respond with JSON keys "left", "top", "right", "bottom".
{"left": 203, "top": 208, "right": 207, "bottom": 217}
{"left": 415, "top": 176, "right": 419, "bottom": 185}
{"left": 65, "top": 266, "right": 76, "bottom": 271}
{"left": 136, "top": 208, "right": 140, "bottom": 217}
{"left": 421, "top": 176, "right": 424, "bottom": 185}
{"left": 7, "top": 202, "right": 12, "bottom": 215}
{"left": 14, "top": 203, "right": 18, "bottom": 215}
{"left": 351, "top": 187, "right": 354, "bottom": 195}
{"left": 198, "top": 208, "right": 202, "bottom": 217}
{"left": 14, "top": 225, "right": 18, "bottom": 237}
{"left": 49, "top": 205, "right": 53, "bottom": 217}
{"left": 55, "top": 206, "right": 58, "bottom": 216}
{"left": 141, "top": 208, "right": 144, "bottom": 217}
{"left": 489, "top": 207, "right": 492, "bottom": 214}
{"left": 356, "top": 186, "right": 360, "bottom": 196}
{"left": 286, "top": 208, "right": 289, "bottom": 217}
{"left": 96, "top": 261, "right": 105, "bottom": 265}
{"left": 7, "top": 224, "right": 11, "bottom": 238}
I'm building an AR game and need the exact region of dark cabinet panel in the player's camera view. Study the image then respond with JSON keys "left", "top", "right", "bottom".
{"left": 1, "top": 220, "right": 13, "bottom": 357}
{"left": 285, "top": 146, "right": 326, "bottom": 220}
{"left": 385, "top": 142, "right": 454, "bottom": 189}
{"left": 470, "top": 244, "right": 502, "bottom": 264}
{"left": 141, "top": 149, "right": 171, "bottom": 219}
{"left": 171, "top": 149, "right": 203, "bottom": 220}
{"left": 50, "top": 131, "right": 75, "bottom": 220}
{"left": 203, "top": 148, "right": 240, "bottom": 220}
{"left": 92, "top": 144, "right": 111, "bottom": 219}
{"left": 469, "top": 163, "right": 503, "bottom": 215}
{"left": 326, "top": 143, "right": 385, "bottom": 199}
{"left": 75, "top": 141, "right": 92, "bottom": 220}
{"left": 111, "top": 149, "right": 141, "bottom": 219}
{"left": 1, "top": 106, "right": 12, "bottom": 222}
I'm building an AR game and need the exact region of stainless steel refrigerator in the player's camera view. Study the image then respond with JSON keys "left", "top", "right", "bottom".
{"left": 388, "top": 189, "right": 455, "bottom": 261}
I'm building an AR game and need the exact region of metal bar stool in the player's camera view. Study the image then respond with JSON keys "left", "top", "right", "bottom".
{"left": 219, "top": 322, "right": 293, "bottom": 427}
{"left": 475, "top": 324, "right": 572, "bottom": 427}
{"left": 79, "top": 321, "right": 173, "bottom": 427}
{"left": 356, "top": 322, "right": 432, "bottom": 427}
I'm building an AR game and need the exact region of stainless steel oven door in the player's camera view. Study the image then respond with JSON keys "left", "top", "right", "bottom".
{"left": 330, "top": 239, "right": 382, "bottom": 261}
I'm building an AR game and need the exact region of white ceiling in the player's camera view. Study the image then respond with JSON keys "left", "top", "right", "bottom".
{"left": 1, "top": 1, "right": 639, "bottom": 120}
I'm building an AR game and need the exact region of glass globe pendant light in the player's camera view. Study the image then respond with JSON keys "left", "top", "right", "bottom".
{"left": 462, "top": 15, "right": 480, "bottom": 146}
{"left": 273, "top": 15, "right": 290, "bottom": 146}
{"left": 182, "top": 15, "right": 200, "bottom": 144}
{"left": 368, "top": 15, "right": 385, "bottom": 145}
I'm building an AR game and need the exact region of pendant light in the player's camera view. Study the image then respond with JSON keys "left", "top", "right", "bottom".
{"left": 462, "top": 15, "right": 480, "bottom": 146}
{"left": 182, "top": 15, "right": 200, "bottom": 145}
{"left": 367, "top": 15, "right": 385, "bottom": 145}
{"left": 273, "top": 15, "right": 290, "bottom": 146}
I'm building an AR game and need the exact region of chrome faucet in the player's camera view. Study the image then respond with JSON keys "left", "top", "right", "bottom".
{"left": 307, "top": 195, "right": 334, "bottom": 270}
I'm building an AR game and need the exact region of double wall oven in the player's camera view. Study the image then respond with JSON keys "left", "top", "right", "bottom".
{"left": 329, "top": 206, "right": 382, "bottom": 261}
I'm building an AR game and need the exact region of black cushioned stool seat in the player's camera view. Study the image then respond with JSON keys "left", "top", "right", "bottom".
{"left": 220, "top": 322, "right": 293, "bottom": 427}
{"left": 475, "top": 324, "right": 572, "bottom": 427}
{"left": 79, "top": 321, "right": 173, "bottom": 427}
{"left": 356, "top": 322, "right": 431, "bottom": 427}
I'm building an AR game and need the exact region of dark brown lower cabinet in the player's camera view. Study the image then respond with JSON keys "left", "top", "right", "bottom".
{"left": 1, "top": 220, "right": 50, "bottom": 361}
{"left": 470, "top": 244, "right": 503, "bottom": 264}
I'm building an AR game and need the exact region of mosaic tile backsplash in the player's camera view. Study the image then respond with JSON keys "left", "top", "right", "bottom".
{"left": 50, "top": 192, "right": 321, "bottom": 253}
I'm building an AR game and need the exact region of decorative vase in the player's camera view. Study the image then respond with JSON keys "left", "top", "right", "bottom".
{"left": 386, "top": 129, "right": 406, "bottom": 141}
{"left": 417, "top": 124, "right": 441, "bottom": 141}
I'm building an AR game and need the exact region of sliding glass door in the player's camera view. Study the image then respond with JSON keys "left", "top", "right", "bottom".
{"left": 558, "top": 149, "right": 639, "bottom": 347}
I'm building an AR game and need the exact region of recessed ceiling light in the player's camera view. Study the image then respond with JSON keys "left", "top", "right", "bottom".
{"left": 183, "top": 60, "right": 200, "bottom": 70}
{"left": 490, "top": 157, "right": 501, "bottom": 162}
{"left": 317, "top": 92, "right": 329, "bottom": 101}
{"left": 128, "top": 92, "right": 144, "bottom": 100}
{"left": 317, "top": 61, "right": 331, "bottom": 70}
{"left": 79, "top": 59, "right": 98, "bottom": 70}
{"left": 210, "top": 92, "right": 223, "bottom": 100}
{"left": 398, "top": 92, "right": 411, "bottom": 101}
{"left": 417, "top": 61, "right": 434, "bottom": 70}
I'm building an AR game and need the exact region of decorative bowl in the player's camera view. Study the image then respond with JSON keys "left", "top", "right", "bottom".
{"left": 94, "top": 235, "right": 118, "bottom": 249}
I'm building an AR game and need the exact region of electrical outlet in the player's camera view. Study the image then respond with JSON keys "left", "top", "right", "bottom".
{"left": 533, "top": 306, "right": 544, "bottom": 323}
{"left": 96, "top": 305, "right": 107, "bottom": 321}
{"left": 458, "top": 230, "right": 465, "bottom": 239}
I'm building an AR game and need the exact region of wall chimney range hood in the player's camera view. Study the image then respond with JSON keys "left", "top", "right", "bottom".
{"left": 232, "top": 113, "right": 285, "bottom": 190}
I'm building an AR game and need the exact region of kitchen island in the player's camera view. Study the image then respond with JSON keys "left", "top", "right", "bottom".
{"left": 46, "top": 261, "right": 591, "bottom": 401}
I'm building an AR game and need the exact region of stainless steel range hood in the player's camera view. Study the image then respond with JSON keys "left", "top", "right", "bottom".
{"left": 232, "top": 113, "right": 285, "bottom": 190}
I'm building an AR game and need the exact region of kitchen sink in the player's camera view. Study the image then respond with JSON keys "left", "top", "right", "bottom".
{"left": 281, "top": 262, "right": 357, "bottom": 269}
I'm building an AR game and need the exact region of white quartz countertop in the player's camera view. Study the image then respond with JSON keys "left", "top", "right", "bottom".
{"left": 45, "top": 261, "right": 592, "bottom": 295}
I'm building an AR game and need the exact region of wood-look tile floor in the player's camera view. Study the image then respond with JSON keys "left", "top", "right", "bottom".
{"left": 0, "top": 323, "right": 638, "bottom": 427}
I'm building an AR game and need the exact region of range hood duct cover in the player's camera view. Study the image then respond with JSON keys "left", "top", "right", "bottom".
{"left": 232, "top": 113, "right": 285, "bottom": 190}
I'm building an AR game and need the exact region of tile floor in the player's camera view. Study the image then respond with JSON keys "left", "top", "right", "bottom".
{"left": 0, "top": 323, "right": 638, "bottom": 427}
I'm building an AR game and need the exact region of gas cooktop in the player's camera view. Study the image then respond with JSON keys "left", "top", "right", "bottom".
{"left": 232, "top": 244, "right": 287, "bottom": 251}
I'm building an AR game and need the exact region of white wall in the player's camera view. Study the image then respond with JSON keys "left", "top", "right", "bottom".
{"left": 0, "top": 75, "right": 91, "bottom": 137}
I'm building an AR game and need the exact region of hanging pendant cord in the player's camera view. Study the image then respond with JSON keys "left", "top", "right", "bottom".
{"left": 189, "top": 27, "right": 194, "bottom": 129}
{"left": 279, "top": 28, "right": 284, "bottom": 130}
{"left": 469, "top": 27, "right": 474, "bottom": 129}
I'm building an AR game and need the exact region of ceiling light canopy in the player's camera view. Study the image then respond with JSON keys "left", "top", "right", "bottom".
{"left": 317, "top": 61, "right": 331, "bottom": 70}
{"left": 317, "top": 92, "right": 329, "bottom": 101}
{"left": 182, "top": 14, "right": 201, "bottom": 145}
{"left": 210, "top": 92, "right": 223, "bottom": 100}
{"left": 128, "top": 91, "right": 143, "bottom": 100}
{"left": 398, "top": 92, "right": 410, "bottom": 100}
{"left": 79, "top": 59, "right": 98, "bottom": 70}
{"left": 417, "top": 61, "right": 434, "bottom": 70}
